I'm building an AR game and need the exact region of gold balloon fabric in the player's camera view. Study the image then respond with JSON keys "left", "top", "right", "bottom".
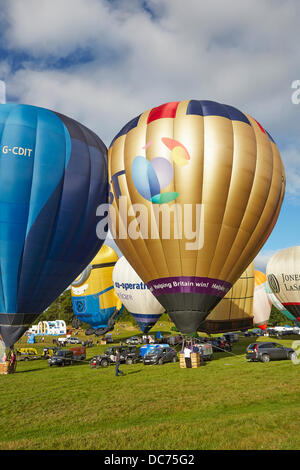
{"left": 108, "top": 100, "right": 285, "bottom": 334}
{"left": 202, "top": 262, "right": 255, "bottom": 333}
{"left": 266, "top": 246, "right": 300, "bottom": 321}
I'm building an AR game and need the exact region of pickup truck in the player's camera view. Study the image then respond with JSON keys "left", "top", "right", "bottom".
{"left": 90, "top": 346, "right": 140, "bottom": 368}
{"left": 16, "top": 348, "right": 39, "bottom": 361}
{"left": 48, "top": 347, "right": 86, "bottom": 367}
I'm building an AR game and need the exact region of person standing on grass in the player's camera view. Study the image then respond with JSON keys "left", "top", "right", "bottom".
{"left": 115, "top": 348, "right": 125, "bottom": 376}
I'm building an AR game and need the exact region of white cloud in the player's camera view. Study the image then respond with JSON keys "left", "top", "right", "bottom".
{"left": 281, "top": 146, "right": 300, "bottom": 199}
{"left": 1, "top": 0, "right": 300, "bottom": 194}
{"left": 254, "top": 250, "right": 277, "bottom": 273}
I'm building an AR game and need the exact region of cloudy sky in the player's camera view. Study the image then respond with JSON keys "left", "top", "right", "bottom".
{"left": 0, "top": 0, "right": 299, "bottom": 269}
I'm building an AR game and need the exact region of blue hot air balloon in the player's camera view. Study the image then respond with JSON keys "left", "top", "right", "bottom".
{"left": 0, "top": 103, "right": 108, "bottom": 348}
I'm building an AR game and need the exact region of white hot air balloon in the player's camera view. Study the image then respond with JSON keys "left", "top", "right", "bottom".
{"left": 265, "top": 280, "right": 297, "bottom": 323}
{"left": 266, "top": 246, "right": 300, "bottom": 322}
{"left": 113, "top": 257, "right": 165, "bottom": 333}
{"left": 253, "top": 270, "right": 272, "bottom": 330}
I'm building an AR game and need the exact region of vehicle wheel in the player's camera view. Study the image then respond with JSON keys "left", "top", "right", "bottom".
{"left": 126, "top": 357, "right": 133, "bottom": 365}
{"left": 101, "top": 359, "right": 109, "bottom": 367}
{"left": 261, "top": 354, "right": 270, "bottom": 363}
{"left": 24, "top": 357, "right": 29, "bottom": 361}
{"left": 289, "top": 352, "right": 297, "bottom": 361}
{"left": 158, "top": 358, "right": 164, "bottom": 365}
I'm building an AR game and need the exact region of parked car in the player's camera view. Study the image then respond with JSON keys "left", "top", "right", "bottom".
{"left": 125, "top": 336, "right": 142, "bottom": 345}
{"left": 143, "top": 346, "right": 177, "bottom": 365}
{"left": 68, "top": 337, "right": 82, "bottom": 344}
{"left": 82, "top": 340, "right": 94, "bottom": 347}
{"left": 223, "top": 332, "right": 239, "bottom": 343}
{"left": 251, "top": 328, "right": 266, "bottom": 337}
{"left": 53, "top": 337, "right": 68, "bottom": 347}
{"left": 208, "top": 336, "right": 232, "bottom": 352}
{"left": 49, "top": 349, "right": 74, "bottom": 366}
{"left": 193, "top": 342, "right": 213, "bottom": 361}
{"left": 90, "top": 346, "right": 140, "bottom": 368}
{"left": 48, "top": 347, "right": 86, "bottom": 366}
{"left": 246, "top": 342, "right": 296, "bottom": 362}
{"left": 16, "top": 348, "right": 39, "bottom": 361}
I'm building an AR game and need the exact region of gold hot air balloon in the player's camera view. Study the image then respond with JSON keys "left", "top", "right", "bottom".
{"left": 108, "top": 100, "right": 285, "bottom": 334}
{"left": 266, "top": 246, "right": 300, "bottom": 322}
{"left": 202, "top": 262, "right": 255, "bottom": 333}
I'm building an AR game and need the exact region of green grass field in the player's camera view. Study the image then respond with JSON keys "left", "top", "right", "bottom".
{"left": 1, "top": 324, "right": 300, "bottom": 450}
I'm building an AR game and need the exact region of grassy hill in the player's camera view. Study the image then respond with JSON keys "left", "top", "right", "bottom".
{"left": 1, "top": 324, "right": 300, "bottom": 450}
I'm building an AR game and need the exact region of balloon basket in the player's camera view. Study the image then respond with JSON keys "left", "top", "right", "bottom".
{"left": 0, "top": 361, "right": 16, "bottom": 375}
{"left": 180, "top": 353, "right": 200, "bottom": 369}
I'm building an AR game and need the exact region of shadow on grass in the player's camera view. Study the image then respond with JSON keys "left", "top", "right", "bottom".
{"left": 125, "top": 369, "right": 142, "bottom": 375}
{"left": 15, "top": 367, "right": 46, "bottom": 373}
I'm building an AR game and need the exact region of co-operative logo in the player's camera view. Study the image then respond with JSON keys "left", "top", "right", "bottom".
{"left": 268, "top": 274, "right": 280, "bottom": 294}
{"left": 131, "top": 138, "right": 190, "bottom": 204}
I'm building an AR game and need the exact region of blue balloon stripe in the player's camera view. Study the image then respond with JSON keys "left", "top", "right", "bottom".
{"left": 0, "top": 106, "right": 37, "bottom": 312}
{"left": 17, "top": 116, "right": 107, "bottom": 313}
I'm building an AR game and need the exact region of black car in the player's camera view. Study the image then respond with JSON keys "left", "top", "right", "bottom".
{"left": 90, "top": 346, "right": 140, "bottom": 368}
{"left": 48, "top": 350, "right": 74, "bottom": 366}
{"left": 246, "top": 342, "right": 296, "bottom": 362}
{"left": 143, "top": 346, "right": 177, "bottom": 365}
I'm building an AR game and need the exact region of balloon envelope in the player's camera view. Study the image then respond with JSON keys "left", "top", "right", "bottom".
{"left": 71, "top": 245, "right": 123, "bottom": 333}
{"left": 0, "top": 104, "right": 108, "bottom": 347}
{"left": 253, "top": 271, "right": 272, "bottom": 330}
{"left": 202, "top": 262, "right": 254, "bottom": 333}
{"left": 266, "top": 246, "right": 300, "bottom": 322}
{"left": 265, "top": 279, "right": 297, "bottom": 323}
{"left": 113, "top": 256, "right": 165, "bottom": 333}
{"left": 108, "top": 99, "right": 285, "bottom": 334}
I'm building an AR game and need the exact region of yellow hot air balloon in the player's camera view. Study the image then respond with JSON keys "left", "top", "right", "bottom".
{"left": 253, "top": 270, "right": 272, "bottom": 330}
{"left": 71, "top": 245, "right": 123, "bottom": 335}
{"left": 202, "top": 262, "right": 255, "bottom": 333}
{"left": 108, "top": 100, "right": 285, "bottom": 334}
{"left": 266, "top": 246, "right": 300, "bottom": 322}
